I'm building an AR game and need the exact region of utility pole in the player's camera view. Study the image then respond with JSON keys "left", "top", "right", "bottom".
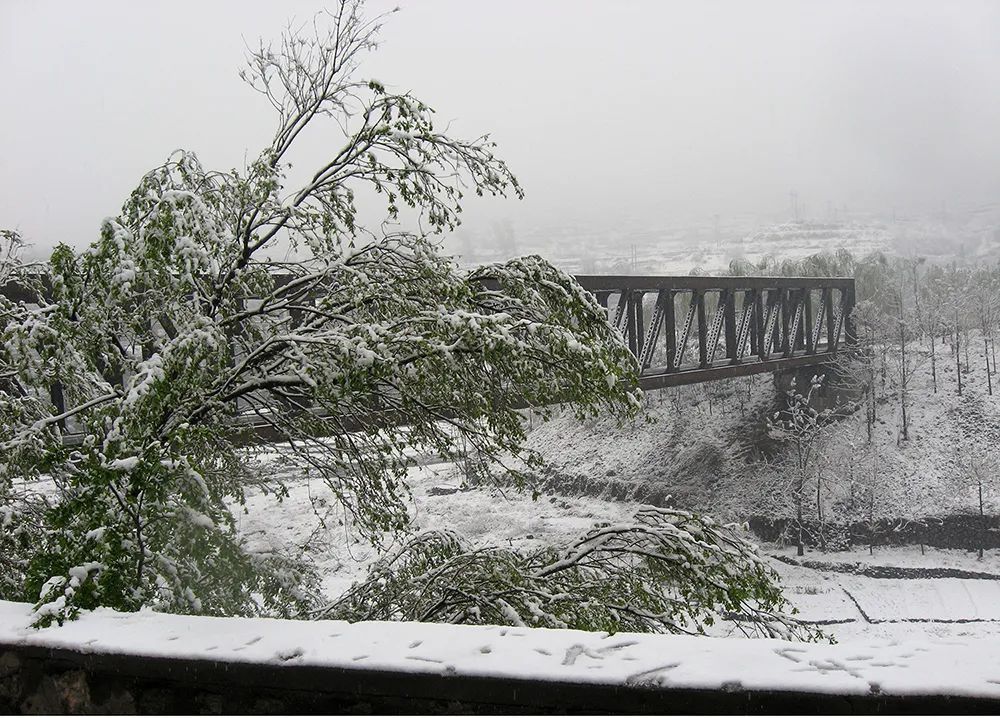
{"left": 956, "top": 308, "right": 963, "bottom": 396}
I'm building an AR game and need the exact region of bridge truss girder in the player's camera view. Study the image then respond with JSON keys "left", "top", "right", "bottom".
{"left": 576, "top": 275, "right": 856, "bottom": 390}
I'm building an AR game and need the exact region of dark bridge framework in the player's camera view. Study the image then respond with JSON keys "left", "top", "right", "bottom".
{"left": 577, "top": 275, "right": 856, "bottom": 391}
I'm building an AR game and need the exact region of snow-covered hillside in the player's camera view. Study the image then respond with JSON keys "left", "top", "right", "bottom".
{"left": 520, "top": 330, "right": 1000, "bottom": 526}
{"left": 452, "top": 209, "right": 1000, "bottom": 277}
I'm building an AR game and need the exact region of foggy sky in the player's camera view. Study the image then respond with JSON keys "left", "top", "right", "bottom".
{"left": 3, "top": 0, "right": 999, "bottom": 251}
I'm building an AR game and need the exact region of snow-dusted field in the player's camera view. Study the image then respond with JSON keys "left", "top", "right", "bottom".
{"left": 773, "top": 560, "right": 1000, "bottom": 642}
{"left": 235, "top": 456, "right": 1000, "bottom": 645}
{"left": 236, "top": 458, "right": 642, "bottom": 601}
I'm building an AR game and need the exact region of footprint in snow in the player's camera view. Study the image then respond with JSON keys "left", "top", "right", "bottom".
{"left": 774, "top": 648, "right": 807, "bottom": 663}
{"left": 562, "top": 644, "right": 607, "bottom": 666}
{"left": 276, "top": 647, "right": 304, "bottom": 661}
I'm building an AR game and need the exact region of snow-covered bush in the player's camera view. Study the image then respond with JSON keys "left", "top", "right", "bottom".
{"left": 768, "top": 376, "right": 832, "bottom": 556}
{"left": 321, "top": 506, "right": 822, "bottom": 641}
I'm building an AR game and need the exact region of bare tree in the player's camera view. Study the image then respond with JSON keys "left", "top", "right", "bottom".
{"left": 964, "top": 447, "right": 996, "bottom": 561}
{"left": 972, "top": 269, "right": 1000, "bottom": 395}
{"left": 768, "top": 375, "right": 832, "bottom": 556}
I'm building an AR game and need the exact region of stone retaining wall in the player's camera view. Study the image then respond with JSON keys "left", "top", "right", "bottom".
{"left": 749, "top": 514, "right": 1000, "bottom": 552}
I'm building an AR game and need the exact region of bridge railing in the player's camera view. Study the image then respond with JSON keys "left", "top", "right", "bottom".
{"left": 575, "top": 275, "right": 856, "bottom": 389}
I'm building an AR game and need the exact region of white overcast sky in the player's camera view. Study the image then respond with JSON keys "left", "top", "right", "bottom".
{"left": 2, "top": 0, "right": 1000, "bottom": 250}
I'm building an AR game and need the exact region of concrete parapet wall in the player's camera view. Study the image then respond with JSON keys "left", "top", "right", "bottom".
{"left": 1, "top": 642, "right": 996, "bottom": 714}
{"left": 3, "top": 599, "right": 999, "bottom": 714}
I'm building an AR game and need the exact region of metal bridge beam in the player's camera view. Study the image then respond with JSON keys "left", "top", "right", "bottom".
{"left": 575, "top": 274, "right": 855, "bottom": 389}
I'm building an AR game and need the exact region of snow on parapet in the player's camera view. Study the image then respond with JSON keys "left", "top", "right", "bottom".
{"left": 0, "top": 600, "right": 998, "bottom": 699}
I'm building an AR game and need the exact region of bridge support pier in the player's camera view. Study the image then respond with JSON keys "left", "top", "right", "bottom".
{"left": 773, "top": 360, "right": 860, "bottom": 414}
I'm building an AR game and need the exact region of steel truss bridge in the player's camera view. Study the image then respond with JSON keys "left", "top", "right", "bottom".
{"left": 578, "top": 275, "right": 856, "bottom": 390}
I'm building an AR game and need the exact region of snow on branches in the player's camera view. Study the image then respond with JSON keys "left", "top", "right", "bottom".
{"left": 320, "top": 506, "right": 821, "bottom": 642}
{"left": 0, "top": 1, "right": 640, "bottom": 626}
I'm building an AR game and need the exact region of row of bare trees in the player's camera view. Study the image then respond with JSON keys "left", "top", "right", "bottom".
{"left": 731, "top": 250, "right": 1000, "bottom": 556}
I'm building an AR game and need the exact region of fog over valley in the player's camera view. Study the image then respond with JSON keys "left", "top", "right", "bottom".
{"left": 3, "top": 0, "right": 1000, "bottom": 268}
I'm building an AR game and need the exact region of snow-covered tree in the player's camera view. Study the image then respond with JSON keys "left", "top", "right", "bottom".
{"left": 958, "top": 444, "right": 997, "bottom": 561}
{"left": 768, "top": 375, "right": 832, "bottom": 556}
{"left": 971, "top": 268, "right": 1000, "bottom": 394}
{"left": 836, "top": 299, "right": 887, "bottom": 443}
{"left": 0, "top": 2, "right": 645, "bottom": 626}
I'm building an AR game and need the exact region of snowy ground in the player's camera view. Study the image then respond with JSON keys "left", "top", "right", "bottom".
{"left": 236, "top": 458, "right": 642, "bottom": 601}
{"left": 235, "top": 458, "right": 1000, "bottom": 645}
{"left": 9, "top": 451, "right": 998, "bottom": 698}
{"left": 519, "top": 375, "right": 774, "bottom": 511}
{"left": 770, "top": 544, "right": 1000, "bottom": 574}
{"left": 773, "top": 558, "right": 1000, "bottom": 642}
